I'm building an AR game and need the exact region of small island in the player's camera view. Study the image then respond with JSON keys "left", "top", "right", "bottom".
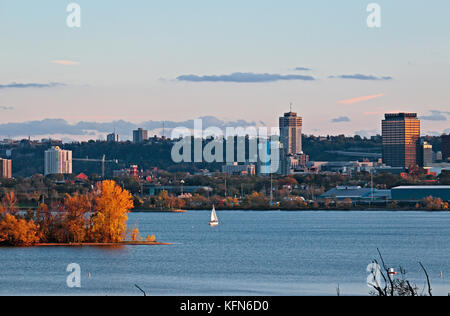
{"left": 0, "top": 180, "right": 167, "bottom": 247}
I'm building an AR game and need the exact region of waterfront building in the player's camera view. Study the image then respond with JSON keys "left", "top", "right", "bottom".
{"left": 0, "top": 158, "right": 12, "bottom": 179}
{"left": 382, "top": 113, "right": 420, "bottom": 168}
{"left": 391, "top": 186, "right": 450, "bottom": 202}
{"left": 133, "top": 128, "right": 148, "bottom": 143}
{"left": 418, "top": 141, "right": 433, "bottom": 168}
{"left": 443, "top": 134, "right": 450, "bottom": 162}
{"left": 44, "top": 146, "right": 72, "bottom": 176}
{"left": 320, "top": 186, "right": 391, "bottom": 202}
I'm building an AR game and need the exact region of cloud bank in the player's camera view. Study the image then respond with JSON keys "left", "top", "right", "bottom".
{"left": 177, "top": 72, "right": 315, "bottom": 83}
{"left": 329, "top": 74, "right": 393, "bottom": 81}
{"left": 421, "top": 110, "right": 450, "bottom": 121}
{"left": 0, "top": 116, "right": 264, "bottom": 140}
{"left": 0, "top": 82, "right": 66, "bottom": 89}
{"left": 331, "top": 116, "right": 351, "bottom": 123}
{"left": 294, "top": 67, "right": 311, "bottom": 71}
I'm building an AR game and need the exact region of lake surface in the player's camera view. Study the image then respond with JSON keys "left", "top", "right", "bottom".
{"left": 1, "top": 211, "right": 450, "bottom": 296}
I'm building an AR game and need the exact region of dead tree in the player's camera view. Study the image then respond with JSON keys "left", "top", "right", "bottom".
{"left": 369, "top": 249, "right": 432, "bottom": 296}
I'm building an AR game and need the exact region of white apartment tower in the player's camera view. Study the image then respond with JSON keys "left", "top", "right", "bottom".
{"left": 44, "top": 146, "right": 72, "bottom": 176}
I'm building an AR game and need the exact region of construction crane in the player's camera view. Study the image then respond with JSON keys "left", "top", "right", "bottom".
{"left": 73, "top": 155, "right": 119, "bottom": 178}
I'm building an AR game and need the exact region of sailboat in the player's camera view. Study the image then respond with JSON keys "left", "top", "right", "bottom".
{"left": 209, "top": 205, "right": 219, "bottom": 227}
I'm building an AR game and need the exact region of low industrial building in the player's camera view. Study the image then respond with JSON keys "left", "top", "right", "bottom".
{"left": 391, "top": 186, "right": 450, "bottom": 202}
{"left": 320, "top": 186, "right": 391, "bottom": 201}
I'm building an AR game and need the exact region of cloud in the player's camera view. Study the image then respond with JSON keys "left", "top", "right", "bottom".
{"left": 0, "top": 82, "right": 66, "bottom": 89}
{"left": 354, "top": 129, "right": 379, "bottom": 137}
{"left": 339, "top": 94, "right": 385, "bottom": 105}
{"left": 329, "top": 74, "right": 393, "bottom": 81}
{"left": 331, "top": 116, "right": 351, "bottom": 123}
{"left": 0, "top": 116, "right": 263, "bottom": 140}
{"left": 0, "top": 106, "right": 14, "bottom": 111}
{"left": 294, "top": 67, "right": 311, "bottom": 71}
{"left": 421, "top": 110, "right": 450, "bottom": 121}
{"left": 52, "top": 60, "right": 80, "bottom": 66}
{"left": 176, "top": 72, "right": 315, "bottom": 83}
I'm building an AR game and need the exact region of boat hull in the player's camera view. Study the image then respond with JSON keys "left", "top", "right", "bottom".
{"left": 209, "top": 221, "right": 219, "bottom": 227}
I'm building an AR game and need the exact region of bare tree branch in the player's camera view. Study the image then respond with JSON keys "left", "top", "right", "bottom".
{"left": 419, "top": 262, "right": 432, "bottom": 297}
{"left": 135, "top": 284, "right": 147, "bottom": 296}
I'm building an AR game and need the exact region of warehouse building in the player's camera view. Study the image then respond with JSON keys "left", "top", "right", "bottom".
{"left": 391, "top": 186, "right": 450, "bottom": 202}
{"left": 320, "top": 186, "right": 391, "bottom": 201}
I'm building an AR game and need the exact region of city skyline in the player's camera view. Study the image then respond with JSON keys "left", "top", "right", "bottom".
{"left": 1, "top": 0, "right": 449, "bottom": 140}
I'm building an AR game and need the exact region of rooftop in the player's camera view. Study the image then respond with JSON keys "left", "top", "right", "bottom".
{"left": 392, "top": 186, "right": 450, "bottom": 190}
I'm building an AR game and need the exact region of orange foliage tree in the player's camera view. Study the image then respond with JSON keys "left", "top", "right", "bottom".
{"left": 0, "top": 181, "right": 146, "bottom": 246}
{"left": 90, "top": 180, "right": 134, "bottom": 243}
{"left": 58, "top": 193, "right": 93, "bottom": 243}
{"left": 1, "top": 191, "right": 18, "bottom": 214}
{"left": 0, "top": 214, "right": 41, "bottom": 246}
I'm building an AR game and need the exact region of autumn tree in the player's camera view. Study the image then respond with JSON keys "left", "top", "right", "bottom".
{"left": 0, "top": 214, "right": 41, "bottom": 246}
{"left": 423, "top": 196, "right": 443, "bottom": 211}
{"left": 90, "top": 181, "right": 134, "bottom": 243}
{"left": 58, "top": 193, "right": 93, "bottom": 243}
{"left": 1, "top": 191, "right": 18, "bottom": 214}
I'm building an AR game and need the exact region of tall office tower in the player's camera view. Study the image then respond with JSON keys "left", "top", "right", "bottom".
{"left": 279, "top": 110, "right": 303, "bottom": 175}
{"left": 44, "top": 146, "right": 72, "bottom": 176}
{"left": 107, "top": 132, "right": 119, "bottom": 142}
{"left": 442, "top": 134, "right": 450, "bottom": 161}
{"left": 418, "top": 141, "right": 433, "bottom": 168}
{"left": 0, "top": 158, "right": 12, "bottom": 179}
{"left": 382, "top": 113, "right": 420, "bottom": 168}
{"left": 133, "top": 128, "right": 148, "bottom": 143}
{"left": 279, "top": 111, "right": 303, "bottom": 155}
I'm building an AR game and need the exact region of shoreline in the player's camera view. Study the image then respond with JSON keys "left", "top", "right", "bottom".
{"left": 131, "top": 208, "right": 450, "bottom": 213}
{"left": 32, "top": 241, "right": 172, "bottom": 247}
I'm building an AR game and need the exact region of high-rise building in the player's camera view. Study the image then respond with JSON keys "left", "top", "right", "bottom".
{"left": 382, "top": 113, "right": 420, "bottom": 168}
{"left": 44, "top": 146, "right": 72, "bottom": 176}
{"left": 279, "top": 110, "right": 303, "bottom": 175}
{"left": 133, "top": 128, "right": 148, "bottom": 143}
{"left": 279, "top": 111, "right": 303, "bottom": 155}
{"left": 418, "top": 141, "right": 433, "bottom": 168}
{"left": 107, "top": 132, "right": 119, "bottom": 142}
{"left": 0, "top": 158, "right": 12, "bottom": 179}
{"left": 442, "top": 134, "right": 450, "bottom": 162}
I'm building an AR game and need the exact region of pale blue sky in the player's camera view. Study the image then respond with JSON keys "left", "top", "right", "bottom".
{"left": 0, "top": 0, "right": 449, "bottom": 138}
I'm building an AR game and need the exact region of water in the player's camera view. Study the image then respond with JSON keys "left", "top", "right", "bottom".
{"left": 1, "top": 211, "right": 450, "bottom": 296}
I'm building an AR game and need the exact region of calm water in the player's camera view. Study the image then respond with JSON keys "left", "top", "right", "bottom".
{"left": 1, "top": 211, "right": 450, "bottom": 296}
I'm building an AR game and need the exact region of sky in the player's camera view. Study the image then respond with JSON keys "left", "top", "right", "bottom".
{"left": 0, "top": 0, "right": 449, "bottom": 140}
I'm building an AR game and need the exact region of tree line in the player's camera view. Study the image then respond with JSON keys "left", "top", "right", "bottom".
{"left": 0, "top": 181, "right": 153, "bottom": 247}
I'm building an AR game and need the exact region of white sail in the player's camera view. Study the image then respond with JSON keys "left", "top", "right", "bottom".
{"left": 210, "top": 206, "right": 219, "bottom": 226}
{"left": 210, "top": 206, "right": 218, "bottom": 222}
